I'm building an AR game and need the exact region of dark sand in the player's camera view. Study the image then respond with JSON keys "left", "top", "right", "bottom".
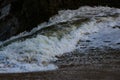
{"left": 0, "top": 48, "right": 120, "bottom": 80}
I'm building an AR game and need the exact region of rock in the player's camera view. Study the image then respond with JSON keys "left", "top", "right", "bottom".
{"left": 0, "top": 0, "right": 120, "bottom": 41}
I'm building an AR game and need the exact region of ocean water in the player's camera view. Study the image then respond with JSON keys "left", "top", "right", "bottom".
{"left": 0, "top": 6, "right": 120, "bottom": 73}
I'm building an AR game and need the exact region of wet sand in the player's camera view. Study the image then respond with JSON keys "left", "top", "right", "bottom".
{"left": 0, "top": 66, "right": 119, "bottom": 80}
{"left": 0, "top": 48, "right": 120, "bottom": 80}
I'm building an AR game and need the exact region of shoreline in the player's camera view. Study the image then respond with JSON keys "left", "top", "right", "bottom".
{"left": 0, "top": 48, "right": 120, "bottom": 80}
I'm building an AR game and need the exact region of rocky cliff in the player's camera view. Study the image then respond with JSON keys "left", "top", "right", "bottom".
{"left": 0, "top": 0, "right": 120, "bottom": 41}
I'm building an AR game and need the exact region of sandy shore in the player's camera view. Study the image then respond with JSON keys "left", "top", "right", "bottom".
{"left": 0, "top": 48, "right": 120, "bottom": 80}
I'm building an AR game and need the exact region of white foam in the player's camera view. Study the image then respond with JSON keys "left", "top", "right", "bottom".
{"left": 0, "top": 6, "right": 120, "bottom": 73}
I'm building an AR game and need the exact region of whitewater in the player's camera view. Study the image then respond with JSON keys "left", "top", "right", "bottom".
{"left": 0, "top": 6, "right": 120, "bottom": 73}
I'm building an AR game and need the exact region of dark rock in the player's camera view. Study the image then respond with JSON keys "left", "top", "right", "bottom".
{"left": 0, "top": 0, "right": 120, "bottom": 41}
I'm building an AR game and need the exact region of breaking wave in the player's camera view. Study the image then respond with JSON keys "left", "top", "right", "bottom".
{"left": 0, "top": 6, "right": 120, "bottom": 73}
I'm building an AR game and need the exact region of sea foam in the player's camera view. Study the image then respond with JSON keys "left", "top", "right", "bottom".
{"left": 0, "top": 6, "right": 120, "bottom": 73}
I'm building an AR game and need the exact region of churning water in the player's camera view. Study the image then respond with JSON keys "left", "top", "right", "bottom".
{"left": 0, "top": 6, "right": 120, "bottom": 73}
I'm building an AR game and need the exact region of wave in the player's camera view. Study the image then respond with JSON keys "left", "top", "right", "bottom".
{"left": 0, "top": 6, "right": 120, "bottom": 73}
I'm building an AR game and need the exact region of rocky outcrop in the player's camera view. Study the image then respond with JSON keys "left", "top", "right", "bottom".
{"left": 0, "top": 0, "right": 120, "bottom": 41}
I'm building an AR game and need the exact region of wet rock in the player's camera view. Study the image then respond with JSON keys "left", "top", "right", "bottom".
{"left": 112, "top": 26, "right": 120, "bottom": 29}
{"left": 103, "top": 41, "right": 111, "bottom": 43}
{"left": 116, "top": 43, "right": 120, "bottom": 45}
{"left": 85, "top": 40, "right": 91, "bottom": 42}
